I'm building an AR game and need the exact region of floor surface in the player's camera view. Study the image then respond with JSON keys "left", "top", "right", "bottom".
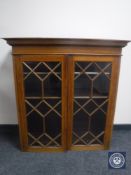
{"left": 0, "top": 129, "right": 131, "bottom": 175}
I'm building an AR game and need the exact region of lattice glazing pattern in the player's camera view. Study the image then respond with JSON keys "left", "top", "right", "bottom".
{"left": 23, "top": 61, "right": 62, "bottom": 147}
{"left": 73, "top": 62, "right": 112, "bottom": 145}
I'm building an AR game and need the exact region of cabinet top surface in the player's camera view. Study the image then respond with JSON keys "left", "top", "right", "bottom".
{"left": 3, "top": 38, "right": 129, "bottom": 47}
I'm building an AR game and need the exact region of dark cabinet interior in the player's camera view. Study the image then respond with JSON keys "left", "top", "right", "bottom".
{"left": 23, "top": 61, "right": 62, "bottom": 147}
{"left": 73, "top": 61, "right": 111, "bottom": 146}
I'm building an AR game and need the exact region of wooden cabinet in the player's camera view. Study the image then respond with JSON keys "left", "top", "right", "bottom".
{"left": 4, "top": 38, "right": 129, "bottom": 152}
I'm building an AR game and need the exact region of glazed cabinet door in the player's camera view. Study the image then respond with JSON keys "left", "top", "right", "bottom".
{"left": 67, "top": 55, "right": 120, "bottom": 151}
{"left": 14, "top": 55, "right": 67, "bottom": 152}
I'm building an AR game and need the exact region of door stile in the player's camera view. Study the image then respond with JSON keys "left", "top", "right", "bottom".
{"left": 61, "top": 56, "right": 68, "bottom": 150}
{"left": 66, "top": 55, "right": 74, "bottom": 150}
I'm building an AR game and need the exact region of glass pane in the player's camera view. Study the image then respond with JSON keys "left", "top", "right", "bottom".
{"left": 24, "top": 73, "right": 42, "bottom": 97}
{"left": 45, "top": 111, "right": 61, "bottom": 138}
{"left": 44, "top": 74, "right": 61, "bottom": 97}
{"left": 90, "top": 110, "right": 106, "bottom": 142}
{"left": 73, "top": 61, "right": 112, "bottom": 145}
{"left": 74, "top": 110, "right": 89, "bottom": 136}
{"left": 74, "top": 74, "right": 91, "bottom": 96}
{"left": 23, "top": 61, "right": 62, "bottom": 147}
{"left": 23, "top": 62, "right": 39, "bottom": 72}
{"left": 27, "top": 111, "right": 43, "bottom": 138}
{"left": 93, "top": 74, "right": 110, "bottom": 96}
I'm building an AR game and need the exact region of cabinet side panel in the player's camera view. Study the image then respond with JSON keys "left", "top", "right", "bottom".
{"left": 103, "top": 57, "right": 121, "bottom": 149}
{"left": 13, "top": 55, "right": 28, "bottom": 150}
